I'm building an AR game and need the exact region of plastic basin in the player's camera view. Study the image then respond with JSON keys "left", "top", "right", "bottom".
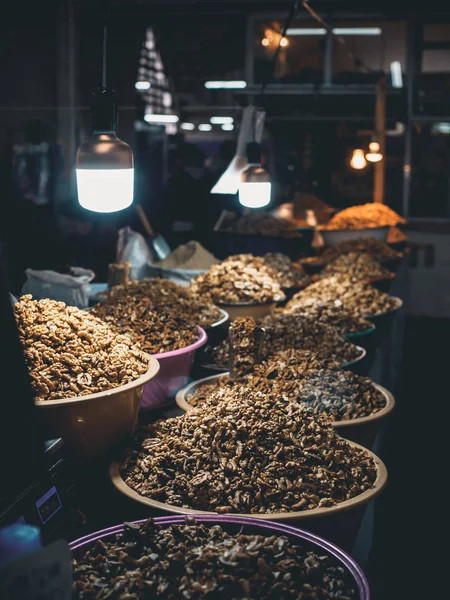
{"left": 140, "top": 327, "right": 207, "bottom": 410}
{"left": 35, "top": 357, "right": 160, "bottom": 460}
{"left": 70, "top": 515, "right": 370, "bottom": 600}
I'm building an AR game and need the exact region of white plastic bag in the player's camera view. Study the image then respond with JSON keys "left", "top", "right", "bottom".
{"left": 21, "top": 267, "right": 95, "bottom": 308}
{"left": 117, "top": 227, "right": 154, "bottom": 280}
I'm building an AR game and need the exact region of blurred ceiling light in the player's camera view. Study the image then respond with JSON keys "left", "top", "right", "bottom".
{"left": 286, "top": 28, "right": 326, "bottom": 35}
{"left": 144, "top": 114, "right": 179, "bottom": 124}
{"left": 135, "top": 81, "right": 151, "bottom": 91}
{"left": 431, "top": 122, "right": 450, "bottom": 134}
{"left": 221, "top": 123, "right": 234, "bottom": 131}
{"left": 280, "top": 36, "right": 289, "bottom": 47}
{"left": 210, "top": 116, "right": 233, "bottom": 124}
{"left": 333, "top": 27, "right": 382, "bottom": 35}
{"left": 390, "top": 61, "right": 403, "bottom": 88}
{"left": 180, "top": 122, "right": 195, "bottom": 131}
{"left": 198, "top": 124, "right": 212, "bottom": 131}
{"left": 286, "top": 27, "right": 382, "bottom": 36}
{"left": 204, "top": 80, "right": 247, "bottom": 89}
{"left": 350, "top": 149, "right": 367, "bottom": 170}
{"left": 365, "top": 141, "right": 383, "bottom": 163}
{"left": 261, "top": 37, "right": 269, "bottom": 46}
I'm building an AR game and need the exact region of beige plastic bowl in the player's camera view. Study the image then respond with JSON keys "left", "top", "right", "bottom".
{"left": 110, "top": 440, "right": 387, "bottom": 522}
{"left": 36, "top": 356, "right": 160, "bottom": 460}
{"left": 217, "top": 301, "right": 276, "bottom": 321}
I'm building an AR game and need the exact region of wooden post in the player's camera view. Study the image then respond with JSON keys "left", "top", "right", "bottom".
{"left": 373, "top": 75, "right": 387, "bottom": 203}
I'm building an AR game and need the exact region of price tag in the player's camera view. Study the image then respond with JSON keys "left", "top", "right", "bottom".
{"left": 0, "top": 539, "right": 72, "bottom": 600}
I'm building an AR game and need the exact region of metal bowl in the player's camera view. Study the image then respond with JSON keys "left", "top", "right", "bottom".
{"left": 36, "top": 356, "right": 160, "bottom": 460}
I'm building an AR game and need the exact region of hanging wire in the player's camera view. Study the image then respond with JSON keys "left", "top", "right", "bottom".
{"left": 102, "top": 22, "right": 108, "bottom": 87}
{"left": 258, "top": 0, "right": 299, "bottom": 105}
{"left": 301, "top": 0, "right": 375, "bottom": 74}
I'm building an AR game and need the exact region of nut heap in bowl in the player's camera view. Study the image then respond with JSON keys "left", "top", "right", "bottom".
{"left": 318, "top": 237, "right": 401, "bottom": 264}
{"left": 261, "top": 252, "right": 310, "bottom": 289}
{"left": 92, "top": 296, "right": 198, "bottom": 355}
{"left": 212, "top": 312, "right": 362, "bottom": 368}
{"left": 287, "top": 276, "right": 399, "bottom": 319}
{"left": 320, "top": 203, "right": 406, "bottom": 230}
{"left": 14, "top": 296, "right": 149, "bottom": 401}
{"left": 282, "top": 300, "right": 373, "bottom": 337}
{"left": 190, "top": 259, "right": 285, "bottom": 305}
{"left": 72, "top": 517, "right": 360, "bottom": 600}
{"left": 187, "top": 356, "right": 386, "bottom": 423}
{"left": 318, "top": 252, "right": 393, "bottom": 283}
{"left": 218, "top": 211, "right": 302, "bottom": 238}
{"left": 120, "top": 396, "right": 377, "bottom": 515}
{"left": 101, "top": 278, "right": 223, "bottom": 328}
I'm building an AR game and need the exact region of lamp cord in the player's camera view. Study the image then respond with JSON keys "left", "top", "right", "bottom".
{"left": 301, "top": 0, "right": 374, "bottom": 74}
{"left": 258, "top": 0, "right": 299, "bottom": 106}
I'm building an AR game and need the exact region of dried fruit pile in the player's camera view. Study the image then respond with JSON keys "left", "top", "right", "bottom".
{"left": 188, "top": 361, "right": 386, "bottom": 422}
{"left": 121, "top": 396, "right": 377, "bottom": 514}
{"left": 318, "top": 252, "right": 392, "bottom": 282}
{"left": 190, "top": 259, "right": 285, "bottom": 304}
{"left": 92, "top": 296, "right": 198, "bottom": 354}
{"left": 283, "top": 300, "right": 373, "bottom": 336}
{"left": 72, "top": 518, "right": 358, "bottom": 599}
{"left": 14, "top": 296, "right": 149, "bottom": 401}
{"left": 320, "top": 202, "right": 406, "bottom": 230}
{"left": 287, "top": 275, "right": 399, "bottom": 318}
{"left": 101, "top": 278, "right": 222, "bottom": 328}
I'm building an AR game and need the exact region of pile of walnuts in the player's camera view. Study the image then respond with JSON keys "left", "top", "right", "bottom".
{"left": 14, "top": 296, "right": 149, "bottom": 401}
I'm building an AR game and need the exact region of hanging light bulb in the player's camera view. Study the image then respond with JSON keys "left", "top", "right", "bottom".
{"left": 350, "top": 148, "right": 367, "bottom": 170}
{"left": 76, "top": 21, "right": 134, "bottom": 213}
{"left": 365, "top": 140, "right": 383, "bottom": 163}
{"left": 238, "top": 142, "right": 271, "bottom": 209}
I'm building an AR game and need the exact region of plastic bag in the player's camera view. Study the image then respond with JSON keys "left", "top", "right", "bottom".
{"left": 117, "top": 227, "right": 154, "bottom": 280}
{"left": 21, "top": 267, "right": 95, "bottom": 308}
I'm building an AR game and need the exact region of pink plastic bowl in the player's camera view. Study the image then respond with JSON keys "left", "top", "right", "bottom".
{"left": 70, "top": 515, "right": 369, "bottom": 599}
{"left": 140, "top": 326, "right": 207, "bottom": 410}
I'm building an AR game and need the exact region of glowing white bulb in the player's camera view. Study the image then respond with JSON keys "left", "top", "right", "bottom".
{"left": 239, "top": 182, "right": 271, "bottom": 208}
{"left": 76, "top": 169, "right": 134, "bottom": 213}
{"left": 198, "top": 124, "right": 212, "bottom": 131}
{"left": 221, "top": 123, "right": 234, "bottom": 131}
{"left": 261, "top": 37, "right": 269, "bottom": 46}
{"left": 181, "top": 122, "right": 195, "bottom": 131}
{"left": 350, "top": 149, "right": 367, "bottom": 169}
{"left": 280, "top": 37, "right": 288, "bottom": 47}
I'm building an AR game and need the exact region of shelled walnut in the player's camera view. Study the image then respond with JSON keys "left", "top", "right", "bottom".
{"left": 121, "top": 394, "right": 377, "bottom": 514}
{"left": 72, "top": 518, "right": 358, "bottom": 600}
{"left": 14, "top": 296, "right": 149, "bottom": 401}
{"left": 190, "top": 259, "right": 285, "bottom": 304}
{"left": 101, "top": 278, "right": 222, "bottom": 328}
{"left": 92, "top": 296, "right": 198, "bottom": 354}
